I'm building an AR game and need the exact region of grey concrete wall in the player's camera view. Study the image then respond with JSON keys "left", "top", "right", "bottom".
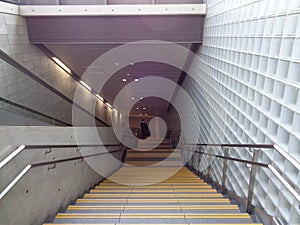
{"left": 0, "top": 11, "right": 118, "bottom": 126}
{"left": 0, "top": 108, "right": 53, "bottom": 125}
{"left": 0, "top": 126, "right": 123, "bottom": 225}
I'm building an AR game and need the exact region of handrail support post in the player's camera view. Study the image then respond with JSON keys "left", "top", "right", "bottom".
{"left": 221, "top": 147, "right": 229, "bottom": 194}
{"left": 246, "top": 149, "right": 260, "bottom": 214}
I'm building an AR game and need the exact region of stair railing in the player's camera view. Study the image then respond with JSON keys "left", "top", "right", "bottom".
{"left": 182, "top": 143, "right": 300, "bottom": 217}
{"left": 0, "top": 143, "right": 123, "bottom": 200}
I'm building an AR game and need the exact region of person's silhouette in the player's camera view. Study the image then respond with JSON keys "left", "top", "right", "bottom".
{"left": 140, "top": 119, "right": 150, "bottom": 139}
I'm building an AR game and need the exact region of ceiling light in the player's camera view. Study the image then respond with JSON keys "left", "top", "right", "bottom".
{"left": 96, "top": 94, "right": 103, "bottom": 101}
{"left": 122, "top": 78, "right": 127, "bottom": 82}
{"left": 105, "top": 102, "right": 112, "bottom": 108}
{"left": 79, "top": 80, "right": 92, "bottom": 91}
{"left": 52, "top": 57, "right": 71, "bottom": 74}
{"left": 145, "top": 114, "right": 148, "bottom": 116}
{"left": 136, "top": 107, "right": 139, "bottom": 110}
{"left": 130, "top": 63, "right": 134, "bottom": 66}
{"left": 131, "top": 97, "right": 135, "bottom": 100}
{"left": 115, "top": 62, "right": 119, "bottom": 66}
{"left": 134, "top": 78, "right": 139, "bottom": 82}
{"left": 143, "top": 107, "right": 146, "bottom": 110}
{"left": 127, "top": 73, "right": 131, "bottom": 76}
{"left": 140, "top": 97, "right": 143, "bottom": 100}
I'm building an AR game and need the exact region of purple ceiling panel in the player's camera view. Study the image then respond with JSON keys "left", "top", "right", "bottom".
{"left": 19, "top": 0, "right": 58, "bottom": 5}
{"left": 157, "top": 0, "right": 202, "bottom": 4}
{"left": 59, "top": 0, "right": 106, "bottom": 4}
{"left": 108, "top": 0, "right": 202, "bottom": 4}
{"left": 26, "top": 16, "right": 204, "bottom": 43}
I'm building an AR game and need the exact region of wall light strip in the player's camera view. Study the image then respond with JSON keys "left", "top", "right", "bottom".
{"left": 51, "top": 54, "right": 120, "bottom": 115}
{"left": 0, "top": 145, "right": 26, "bottom": 169}
{"left": 95, "top": 94, "right": 104, "bottom": 101}
{"left": 113, "top": 108, "right": 118, "bottom": 113}
{"left": 79, "top": 80, "right": 92, "bottom": 91}
{"left": 105, "top": 102, "right": 112, "bottom": 108}
{"left": 0, "top": 164, "right": 31, "bottom": 200}
{"left": 52, "top": 57, "right": 71, "bottom": 74}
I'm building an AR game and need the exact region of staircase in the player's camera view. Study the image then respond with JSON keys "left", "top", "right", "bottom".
{"left": 44, "top": 142, "right": 262, "bottom": 225}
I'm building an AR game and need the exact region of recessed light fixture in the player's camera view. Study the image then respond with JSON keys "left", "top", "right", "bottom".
{"left": 136, "top": 107, "right": 139, "bottom": 110}
{"left": 130, "top": 63, "right": 134, "bottom": 66}
{"left": 79, "top": 80, "right": 92, "bottom": 91}
{"left": 95, "top": 94, "right": 104, "bottom": 101}
{"left": 140, "top": 97, "right": 143, "bottom": 100}
{"left": 134, "top": 78, "right": 139, "bottom": 82}
{"left": 145, "top": 114, "right": 148, "bottom": 116}
{"left": 131, "top": 97, "right": 135, "bottom": 100}
{"left": 115, "top": 62, "right": 119, "bottom": 66}
{"left": 127, "top": 73, "right": 131, "bottom": 76}
{"left": 143, "top": 107, "right": 146, "bottom": 110}
{"left": 52, "top": 57, "right": 71, "bottom": 74}
{"left": 122, "top": 78, "right": 127, "bottom": 82}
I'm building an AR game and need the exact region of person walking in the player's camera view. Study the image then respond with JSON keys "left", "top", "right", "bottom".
{"left": 140, "top": 119, "right": 150, "bottom": 139}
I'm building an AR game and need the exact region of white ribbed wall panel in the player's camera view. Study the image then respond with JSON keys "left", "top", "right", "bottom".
{"left": 180, "top": 0, "right": 300, "bottom": 224}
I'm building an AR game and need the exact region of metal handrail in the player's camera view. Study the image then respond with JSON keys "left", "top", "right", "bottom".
{"left": 273, "top": 144, "right": 300, "bottom": 171}
{"left": 0, "top": 143, "right": 123, "bottom": 200}
{"left": 0, "top": 144, "right": 120, "bottom": 170}
{"left": 183, "top": 142, "right": 300, "bottom": 172}
{"left": 197, "top": 143, "right": 300, "bottom": 173}
{"left": 185, "top": 148, "right": 269, "bottom": 168}
{"left": 196, "top": 143, "right": 274, "bottom": 148}
{"left": 182, "top": 143, "right": 300, "bottom": 215}
{"left": 31, "top": 149, "right": 121, "bottom": 168}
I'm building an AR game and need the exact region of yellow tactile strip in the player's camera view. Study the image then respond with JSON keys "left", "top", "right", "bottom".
{"left": 76, "top": 198, "right": 231, "bottom": 203}
{"left": 83, "top": 193, "right": 223, "bottom": 198}
{"left": 95, "top": 185, "right": 212, "bottom": 189}
{"left": 45, "top": 224, "right": 263, "bottom": 225}
{"left": 90, "top": 189, "right": 217, "bottom": 193}
{"left": 56, "top": 213, "right": 252, "bottom": 219}
{"left": 67, "top": 205, "right": 239, "bottom": 211}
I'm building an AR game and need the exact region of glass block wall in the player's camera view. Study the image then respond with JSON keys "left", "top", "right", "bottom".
{"left": 179, "top": 0, "right": 300, "bottom": 224}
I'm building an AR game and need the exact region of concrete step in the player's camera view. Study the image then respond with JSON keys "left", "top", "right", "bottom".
{"left": 75, "top": 198, "right": 232, "bottom": 205}
{"left": 83, "top": 193, "right": 224, "bottom": 198}
{"left": 44, "top": 149, "right": 258, "bottom": 225}
{"left": 52, "top": 213, "right": 256, "bottom": 224}
{"left": 66, "top": 205, "right": 241, "bottom": 214}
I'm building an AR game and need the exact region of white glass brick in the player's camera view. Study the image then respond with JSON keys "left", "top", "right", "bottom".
{"left": 284, "top": 85, "right": 299, "bottom": 106}
{"left": 280, "top": 38, "right": 294, "bottom": 58}
{"left": 270, "top": 37, "right": 282, "bottom": 57}
{"left": 284, "top": 14, "right": 298, "bottom": 35}
{"left": 267, "top": 58, "right": 278, "bottom": 75}
{"left": 273, "top": 15, "right": 285, "bottom": 35}
{"left": 291, "top": 38, "right": 300, "bottom": 60}
{"left": 277, "top": 60, "right": 289, "bottom": 79}
{"left": 276, "top": 0, "right": 288, "bottom": 13}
